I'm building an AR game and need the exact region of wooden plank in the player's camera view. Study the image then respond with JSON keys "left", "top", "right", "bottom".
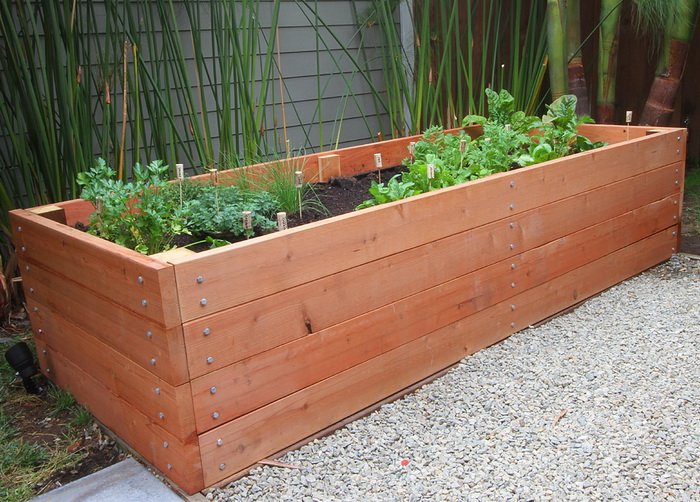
{"left": 29, "top": 298, "right": 196, "bottom": 441}
{"left": 198, "top": 228, "right": 675, "bottom": 484}
{"left": 171, "top": 129, "right": 684, "bottom": 321}
{"left": 578, "top": 124, "right": 685, "bottom": 145}
{"left": 54, "top": 199, "right": 96, "bottom": 228}
{"left": 34, "top": 340, "right": 204, "bottom": 494}
{"left": 21, "top": 260, "right": 189, "bottom": 385}
{"left": 29, "top": 204, "right": 66, "bottom": 224}
{"left": 318, "top": 154, "right": 341, "bottom": 182}
{"left": 150, "top": 247, "right": 197, "bottom": 263}
{"left": 182, "top": 162, "right": 682, "bottom": 375}
{"left": 9, "top": 209, "right": 182, "bottom": 328}
{"left": 190, "top": 196, "right": 678, "bottom": 431}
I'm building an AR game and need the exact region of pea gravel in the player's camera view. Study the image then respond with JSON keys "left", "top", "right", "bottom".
{"left": 209, "top": 255, "right": 700, "bottom": 501}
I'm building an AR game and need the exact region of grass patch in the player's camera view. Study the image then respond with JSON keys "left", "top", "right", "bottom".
{"left": 0, "top": 333, "right": 110, "bottom": 501}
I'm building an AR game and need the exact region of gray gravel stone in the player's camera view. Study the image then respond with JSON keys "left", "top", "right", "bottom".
{"left": 213, "top": 255, "right": 700, "bottom": 501}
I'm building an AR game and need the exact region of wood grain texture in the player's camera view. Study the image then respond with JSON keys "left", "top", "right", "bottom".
{"left": 171, "top": 128, "right": 683, "bottom": 322}
{"left": 190, "top": 195, "right": 679, "bottom": 431}
{"left": 9, "top": 209, "right": 182, "bottom": 328}
{"left": 198, "top": 227, "right": 675, "bottom": 484}
{"left": 29, "top": 204, "right": 66, "bottom": 224}
{"left": 29, "top": 297, "right": 195, "bottom": 441}
{"left": 34, "top": 340, "right": 204, "bottom": 494}
{"left": 21, "top": 260, "right": 189, "bottom": 385}
{"left": 182, "top": 161, "right": 682, "bottom": 376}
{"left": 578, "top": 124, "right": 686, "bottom": 146}
{"left": 53, "top": 199, "right": 96, "bottom": 227}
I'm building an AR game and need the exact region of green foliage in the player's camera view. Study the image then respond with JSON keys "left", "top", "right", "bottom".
{"left": 255, "top": 160, "right": 328, "bottom": 217}
{"left": 359, "top": 90, "right": 606, "bottom": 209}
{"left": 77, "top": 159, "right": 186, "bottom": 254}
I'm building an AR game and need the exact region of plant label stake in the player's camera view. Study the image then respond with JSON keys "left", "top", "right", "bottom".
{"left": 176, "top": 163, "right": 184, "bottom": 208}
{"left": 294, "top": 170, "right": 303, "bottom": 219}
{"left": 242, "top": 211, "right": 252, "bottom": 231}
{"left": 209, "top": 168, "right": 220, "bottom": 213}
{"left": 408, "top": 141, "right": 416, "bottom": 158}
{"left": 277, "top": 212, "right": 288, "bottom": 231}
{"left": 459, "top": 139, "right": 467, "bottom": 153}
{"left": 626, "top": 111, "right": 633, "bottom": 141}
{"left": 374, "top": 153, "right": 383, "bottom": 183}
{"left": 427, "top": 163, "right": 435, "bottom": 190}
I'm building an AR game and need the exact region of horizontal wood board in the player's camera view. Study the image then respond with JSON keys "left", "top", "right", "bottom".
{"left": 190, "top": 195, "right": 679, "bottom": 432}
{"left": 199, "top": 228, "right": 676, "bottom": 484}
{"left": 33, "top": 340, "right": 204, "bottom": 494}
{"left": 27, "top": 297, "right": 195, "bottom": 441}
{"left": 19, "top": 259, "right": 189, "bottom": 385}
{"left": 171, "top": 127, "right": 685, "bottom": 322}
{"left": 10, "top": 210, "right": 182, "bottom": 328}
{"left": 182, "top": 161, "right": 682, "bottom": 376}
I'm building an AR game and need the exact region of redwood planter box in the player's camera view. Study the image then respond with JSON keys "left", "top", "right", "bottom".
{"left": 10, "top": 124, "right": 686, "bottom": 494}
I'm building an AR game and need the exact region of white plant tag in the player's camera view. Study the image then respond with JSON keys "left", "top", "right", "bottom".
{"left": 374, "top": 153, "right": 383, "bottom": 168}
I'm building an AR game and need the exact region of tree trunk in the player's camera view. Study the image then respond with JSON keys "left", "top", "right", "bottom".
{"left": 596, "top": 0, "right": 621, "bottom": 123}
{"left": 566, "top": 0, "right": 590, "bottom": 116}
{"left": 640, "top": 0, "right": 699, "bottom": 126}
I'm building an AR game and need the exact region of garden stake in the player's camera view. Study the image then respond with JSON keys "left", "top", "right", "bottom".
{"left": 626, "top": 111, "right": 632, "bottom": 141}
{"left": 459, "top": 139, "right": 467, "bottom": 153}
{"left": 242, "top": 211, "right": 252, "bottom": 233}
{"left": 427, "top": 162, "right": 435, "bottom": 190}
{"left": 277, "top": 212, "right": 288, "bottom": 231}
{"left": 209, "top": 168, "right": 220, "bottom": 214}
{"left": 374, "top": 153, "right": 383, "bottom": 183}
{"left": 294, "top": 170, "right": 303, "bottom": 219}
{"left": 408, "top": 141, "right": 416, "bottom": 159}
{"left": 176, "top": 163, "right": 184, "bottom": 208}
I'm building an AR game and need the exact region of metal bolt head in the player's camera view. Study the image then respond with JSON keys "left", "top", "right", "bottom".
{"left": 511, "top": 321, "right": 516, "bottom": 328}
{"left": 163, "top": 441, "right": 169, "bottom": 448}
{"left": 200, "top": 298, "right": 208, "bottom": 306}
{"left": 137, "top": 276, "right": 144, "bottom": 284}
{"left": 21, "top": 246, "right": 26, "bottom": 252}
{"left": 210, "top": 386, "right": 217, "bottom": 394}
{"left": 37, "top": 328, "right": 43, "bottom": 334}
{"left": 219, "top": 463, "right": 226, "bottom": 470}
{"left": 509, "top": 203, "right": 515, "bottom": 210}
{"left": 146, "top": 330, "right": 153, "bottom": 339}
{"left": 141, "top": 299, "right": 148, "bottom": 307}
{"left": 25, "top": 265, "right": 30, "bottom": 271}
{"left": 17, "top": 226, "right": 22, "bottom": 232}
{"left": 203, "top": 327, "right": 211, "bottom": 336}
{"left": 167, "top": 463, "right": 173, "bottom": 470}
{"left": 196, "top": 275, "right": 204, "bottom": 284}
{"left": 29, "top": 287, "right": 34, "bottom": 294}
{"left": 46, "top": 368, "right": 51, "bottom": 373}
{"left": 149, "top": 358, "right": 156, "bottom": 366}
{"left": 672, "top": 231, "right": 677, "bottom": 236}
{"left": 216, "top": 438, "right": 224, "bottom": 446}
{"left": 207, "top": 356, "right": 214, "bottom": 364}
{"left": 509, "top": 181, "right": 516, "bottom": 188}
{"left": 511, "top": 263, "right": 517, "bottom": 270}
{"left": 32, "top": 306, "right": 38, "bottom": 312}
{"left": 154, "top": 387, "right": 161, "bottom": 395}
{"left": 42, "top": 349, "right": 47, "bottom": 355}
{"left": 509, "top": 222, "right": 515, "bottom": 229}
{"left": 511, "top": 282, "right": 516, "bottom": 288}
{"left": 159, "top": 412, "right": 165, "bottom": 420}
{"left": 212, "top": 411, "right": 220, "bottom": 419}
{"left": 511, "top": 304, "right": 516, "bottom": 311}
{"left": 510, "top": 244, "right": 515, "bottom": 250}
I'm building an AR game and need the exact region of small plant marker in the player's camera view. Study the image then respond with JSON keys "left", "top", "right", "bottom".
{"left": 626, "top": 111, "right": 633, "bottom": 140}
{"left": 459, "top": 139, "right": 467, "bottom": 153}
{"left": 374, "top": 153, "right": 383, "bottom": 183}
{"left": 294, "top": 170, "right": 303, "bottom": 219}
{"left": 176, "top": 163, "right": 184, "bottom": 208}
{"left": 427, "top": 162, "right": 435, "bottom": 190}
{"left": 209, "top": 168, "right": 220, "bottom": 213}
{"left": 277, "top": 212, "right": 288, "bottom": 231}
{"left": 242, "top": 211, "right": 252, "bottom": 230}
{"left": 408, "top": 141, "right": 416, "bottom": 157}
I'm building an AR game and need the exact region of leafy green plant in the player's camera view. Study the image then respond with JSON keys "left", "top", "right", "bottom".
{"left": 356, "top": 175, "right": 419, "bottom": 209}
{"left": 77, "top": 159, "right": 186, "bottom": 254}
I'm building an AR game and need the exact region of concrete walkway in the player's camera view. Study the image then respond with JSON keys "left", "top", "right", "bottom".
{"left": 31, "top": 458, "right": 187, "bottom": 502}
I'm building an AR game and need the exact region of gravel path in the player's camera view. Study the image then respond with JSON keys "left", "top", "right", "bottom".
{"left": 210, "top": 255, "right": 700, "bottom": 501}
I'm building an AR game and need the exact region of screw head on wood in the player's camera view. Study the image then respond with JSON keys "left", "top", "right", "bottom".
{"left": 141, "top": 299, "right": 148, "bottom": 307}
{"left": 154, "top": 387, "right": 161, "bottom": 395}
{"left": 25, "top": 265, "right": 30, "bottom": 271}
{"left": 509, "top": 203, "right": 515, "bottom": 210}
{"left": 510, "top": 244, "right": 515, "bottom": 250}
{"left": 146, "top": 330, "right": 153, "bottom": 339}
{"left": 37, "top": 329, "right": 43, "bottom": 334}
{"left": 196, "top": 275, "right": 204, "bottom": 284}
{"left": 137, "top": 276, "right": 144, "bottom": 284}
{"left": 32, "top": 306, "right": 38, "bottom": 312}
{"left": 46, "top": 368, "right": 51, "bottom": 373}
{"left": 150, "top": 358, "right": 156, "bottom": 366}
{"left": 42, "top": 349, "right": 47, "bottom": 355}
{"left": 207, "top": 356, "right": 214, "bottom": 364}
{"left": 509, "top": 222, "right": 515, "bottom": 229}
{"left": 511, "top": 304, "right": 516, "bottom": 311}
{"left": 167, "top": 463, "right": 173, "bottom": 470}
{"left": 163, "top": 441, "right": 169, "bottom": 448}
{"left": 20, "top": 246, "right": 26, "bottom": 252}
{"left": 509, "top": 181, "right": 516, "bottom": 188}
{"left": 29, "top": 287, "right": 34, "bottom": 294}
{"left": 212, "top": 411, "right": 220, "bottom": 419}
{"left": 210, "top": 386, "right": 217, "bottom": 394}
{"left": 219, "top": 463, "right": 226, "bottom": 470}
{"left": 200, "top": 298, "right": 208, "bottom": 306}
{"left": 511, "top": 321, "right": 516, "bottom": 328}
{"left": 203, "top": 327, "right": 211, "bottom": 336}
{"left": 159, "top": 412, "right": 165, "bottom": 420}
{"left": 511, "top": 263, "right": 517, "bottom": 270}
{"left": 216, "top": 439, "right": 224, "bottom": 446}
{"left": 511, "top": 282, "right": 516, "bottom": 288}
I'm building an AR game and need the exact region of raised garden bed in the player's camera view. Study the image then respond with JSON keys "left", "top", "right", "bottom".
{"left": 10, "top": 124, "right": 686, "bottom": 494}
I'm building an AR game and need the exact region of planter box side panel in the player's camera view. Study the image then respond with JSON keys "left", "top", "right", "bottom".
{"left": 199, "top": 226, "right": 676, "bottom": 485}
{"left": 34, "top": 336, "right": 204, "bottom": 494}
{"left": 189, "top": 192, "right": 679, "bottom": 433}
{"left": 182, "top": 161, "right": 682, "bottom": 378}
{"left": 171, "top": 127, "right": 684, "bottom": 322}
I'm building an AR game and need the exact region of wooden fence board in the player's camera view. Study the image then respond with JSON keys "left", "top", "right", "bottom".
{"left": 190, "top": 196, "right": 678, "bottom": 431}
{"left": 34, "top": 340, "right": 204, "bottom": 494}
{"left": 171, "top": 129, "right": 683, "bottom": 322}
{"left": 21, "top": 260, "right": 189, "bottom": 385}
{"left": 28, "top": 299, "right": 195, "bottom": 441}
{"left": 10, "top": 209, "right": 181, "bottom": 328}
{"left": 182, "top": 162, "right": 681, "bottom": 375}
{"left": 198, "top": 227, "right": 675, "bottom": 484}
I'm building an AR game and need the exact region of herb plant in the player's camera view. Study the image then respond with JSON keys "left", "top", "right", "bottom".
{"left": 77, "top": 159, "right": 186, "bottom": 254}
